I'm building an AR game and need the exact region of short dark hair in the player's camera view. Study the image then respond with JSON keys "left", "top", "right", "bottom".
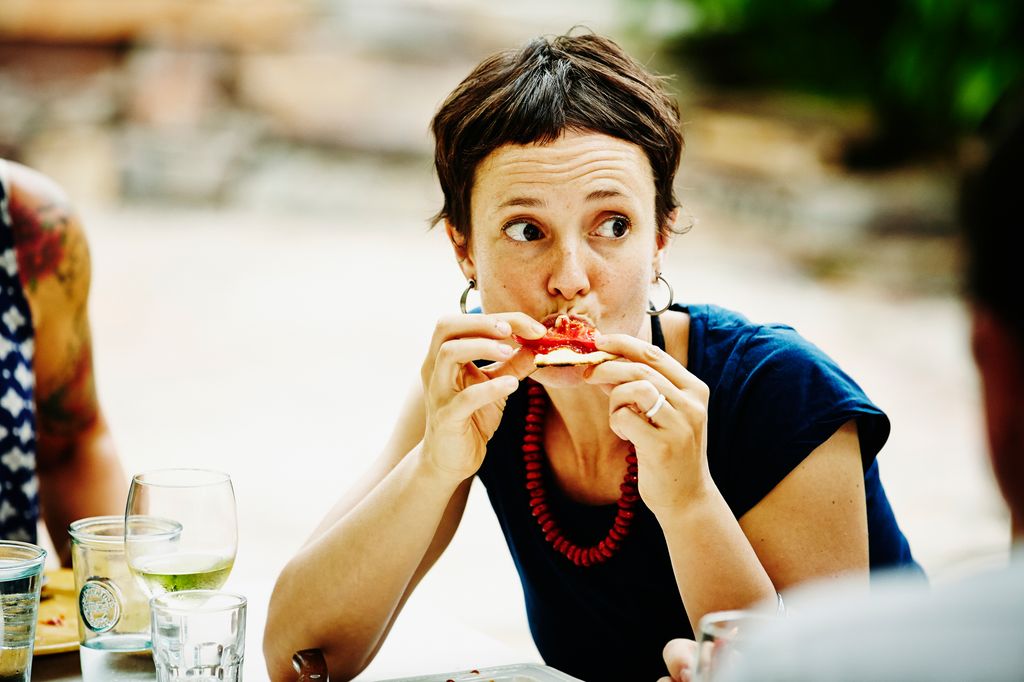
{"left": 431, "top": 32, "right": 684, "bottom": 240}
{"left": 961, "top": 100, "right": 1024, "bottom": 344}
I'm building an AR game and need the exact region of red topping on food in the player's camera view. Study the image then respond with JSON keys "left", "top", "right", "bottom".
{"left": 515, "top": 315, "right": 599, "bottom": 354}
{"left": 40, "top": 613, "right": 66, "bottom": 627}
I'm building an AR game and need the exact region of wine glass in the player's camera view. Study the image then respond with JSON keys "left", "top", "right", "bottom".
{"left": 124, "top": 468, "right": 238, "bottom": 598}
{"left": 694, "top": 609, "right": 776, "bottom": 682}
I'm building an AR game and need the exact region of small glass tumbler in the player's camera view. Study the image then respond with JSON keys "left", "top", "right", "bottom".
{"left": 151, "top": 590, "right": 246, "bottom": 682}
{"left": 0, "top": 540, "right": 46, "bottom": 682}
{"left": 694, "top": 609, "right": 776, "bottom": 682}
{"left": 69, "top": 515, "right": 181, "bottom": 682}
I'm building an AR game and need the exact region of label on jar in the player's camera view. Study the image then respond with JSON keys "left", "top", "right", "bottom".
{"left": 79, "top": 578, "right": 122, "bottom": 633}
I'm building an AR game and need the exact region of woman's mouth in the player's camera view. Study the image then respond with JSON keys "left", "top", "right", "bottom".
{"left": 540, "top": 312, "right": 597, "bottom": 329}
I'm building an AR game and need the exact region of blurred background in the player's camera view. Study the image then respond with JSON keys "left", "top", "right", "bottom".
{"left": 2, "top": 0, "right": 1021, "bottom": 678}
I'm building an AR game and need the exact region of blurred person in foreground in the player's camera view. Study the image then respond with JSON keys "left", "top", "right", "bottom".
{"left": 0, "top": 159, "right": 127, "bottom": 563}
{"left": 265, "top": 32, "right": 921, "bottom": 682}
{"left": 662, "top": 108, "right": 1024, "bottom": 682}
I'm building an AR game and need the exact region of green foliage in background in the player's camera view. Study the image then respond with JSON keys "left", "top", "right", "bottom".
{"left": 656, "top": 0, "right": 1024, "bottom": 165}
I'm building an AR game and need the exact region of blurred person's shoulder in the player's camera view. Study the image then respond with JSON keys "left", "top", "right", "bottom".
{"left": 2, "top": 160, "right": 91, "bottom": 320}
{"left": 723, "top": 553, "right": 1024, "bottom": 681}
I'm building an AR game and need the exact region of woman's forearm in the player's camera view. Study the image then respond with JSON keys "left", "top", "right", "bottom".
{"left": 658, "top": 483, "right": 776, "bottom": 635}
{"left": 263, "top": 443, "right": 465, "bottom": 681}
{"left": 663, "top": 425, "right": 873, "bottom": 635}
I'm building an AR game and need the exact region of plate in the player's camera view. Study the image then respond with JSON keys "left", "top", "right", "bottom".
{"left": 378, "top": 663, "right": 585, "bottom": 681}
{"left": 35, "top": 568, "right": 79, "bottom": 655}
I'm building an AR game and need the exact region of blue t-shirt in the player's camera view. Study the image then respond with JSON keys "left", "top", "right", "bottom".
{"left": 476, "top": 303, "right": 919, "bottom": 682}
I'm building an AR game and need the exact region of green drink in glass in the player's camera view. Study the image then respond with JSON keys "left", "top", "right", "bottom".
{"left": 125, "top": 469, "right": 238, "bottom": 599}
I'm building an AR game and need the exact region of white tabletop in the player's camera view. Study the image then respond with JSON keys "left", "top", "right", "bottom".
{"left": 30, "top": 577, "right": 539, "bottom": 681}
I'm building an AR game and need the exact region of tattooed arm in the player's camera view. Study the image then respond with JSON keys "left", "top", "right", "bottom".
{"left": 7, "top": 162, "right": 127, "bottom": 564}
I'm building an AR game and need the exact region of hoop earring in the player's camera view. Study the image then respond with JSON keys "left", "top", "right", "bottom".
{"left": 647, "top": 274, "right": 674, "bottom": 316}
{"left": 459, "top": 278, "right": 477, "bottom": 314}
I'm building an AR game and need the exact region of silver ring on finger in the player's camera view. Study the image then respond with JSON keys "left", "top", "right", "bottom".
{"left": 644, "top": 393, "right": 667, "bottom": 419}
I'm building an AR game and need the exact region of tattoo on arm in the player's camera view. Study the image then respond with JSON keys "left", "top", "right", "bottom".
{"left": 35, "top": 310, "right": 100, "bottom": 455}
{"left": 9, "top": 199, "right": 82, "bottom": 296}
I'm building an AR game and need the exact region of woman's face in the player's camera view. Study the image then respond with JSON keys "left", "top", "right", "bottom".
{"left": 451, "top": 131, "right": 670, "bottom": 386}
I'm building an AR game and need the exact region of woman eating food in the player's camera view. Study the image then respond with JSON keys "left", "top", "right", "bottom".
{"left": 264, "top": 32, "right": 920, "bottom": 682}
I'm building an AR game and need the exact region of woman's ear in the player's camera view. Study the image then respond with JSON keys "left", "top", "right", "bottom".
{"left": 446, "top": 220, "right": 475, "bottom": 280}
{"left": 653, "top": 208, "right": 679, "bottom": 274}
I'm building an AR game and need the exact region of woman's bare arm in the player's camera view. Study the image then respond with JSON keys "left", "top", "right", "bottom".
{"left": 7, "top": 161, "right": 128, "bottom": 564}
{"left": 263, "top": 384, "right": 472, "bottom": 681}
{"left": 264, "top": 313, "right": 542, "bottom": 681}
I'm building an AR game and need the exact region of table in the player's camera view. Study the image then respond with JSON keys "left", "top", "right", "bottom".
{"left": 30, "top": 577, "right": 537, "bottom": 681}
{"left": 29, "top": 575, "right": 270, "bottom": 682}
{"left": 32, "top": 651, "right": 84, "bottom": 682}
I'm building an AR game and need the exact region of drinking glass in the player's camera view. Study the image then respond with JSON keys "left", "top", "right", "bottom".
{"left": 125, "top": 469, "right": 237, "bottom": 598}
{"left": 0, "top": 541, "right": 46, "bottom": 682}
{"left": 151, "top": 590, "right": 246, "bottom": 682}
{"left": 69, "top": 515, "right": 180, "bottom": 681}
{"left": 694, "top": 609, "right": 776, "bottom": 682}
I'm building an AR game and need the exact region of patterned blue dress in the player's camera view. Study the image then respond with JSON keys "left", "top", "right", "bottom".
{"left": 0, "top": 161, "right": 41, "bottom": 542}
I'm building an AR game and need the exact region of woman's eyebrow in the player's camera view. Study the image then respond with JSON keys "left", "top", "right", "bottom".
{"left": 586, "top": 188, "right": 626, "bottom": 201}
{"left": 497, "top": 188, "right": 625, "bottom": 210}
{"left": 498, "top": 196, "right": 544, "bottom": 209}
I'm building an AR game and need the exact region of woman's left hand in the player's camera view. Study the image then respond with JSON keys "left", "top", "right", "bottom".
{"left": 584, "top": 333, "right": 713, "bottom": 513}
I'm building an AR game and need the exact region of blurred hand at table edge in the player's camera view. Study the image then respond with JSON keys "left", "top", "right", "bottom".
{"left": 2, "top": 159, "right": 128, "bottom": 565}
{"left": 658, "top": 638, "right": 697, "bottom": 682}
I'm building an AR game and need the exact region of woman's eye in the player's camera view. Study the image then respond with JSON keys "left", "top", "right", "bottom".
{"left": 595, "top": 216, "right": 631, "bottom": 239}
{"left": 503, "top": 221, "right": 543, "bottom": 242}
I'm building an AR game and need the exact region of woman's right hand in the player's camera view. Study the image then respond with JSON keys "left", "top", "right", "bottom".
{"left": 420, "top": 312, "right": 546, "bottom": 482}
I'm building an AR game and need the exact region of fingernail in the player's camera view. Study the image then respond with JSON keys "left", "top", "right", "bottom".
{"left": 533, "top": 323, "right": 547, "bottom": 336}
{"left": 496, "top": 321, "right": 512, "bottom": 335}
{"left": 499, "top": 344, "right": 514, "bottom": 356}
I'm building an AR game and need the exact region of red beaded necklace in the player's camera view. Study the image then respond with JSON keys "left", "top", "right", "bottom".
{"left": 523, "top": 381, "right": 640, "bottom": 567}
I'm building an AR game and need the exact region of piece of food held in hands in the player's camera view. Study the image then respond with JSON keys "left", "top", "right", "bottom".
{"left": 516, "top": 315, "right": 618, "bottom": 366}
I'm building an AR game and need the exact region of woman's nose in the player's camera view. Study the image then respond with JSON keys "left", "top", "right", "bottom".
{"left": 546, "top": 239, "right": 591, "bottom": 300}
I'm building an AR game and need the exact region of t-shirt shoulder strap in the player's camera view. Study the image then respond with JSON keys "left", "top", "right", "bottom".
{"left": 651, "top": 313, "right": 666, "bottom": 351}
